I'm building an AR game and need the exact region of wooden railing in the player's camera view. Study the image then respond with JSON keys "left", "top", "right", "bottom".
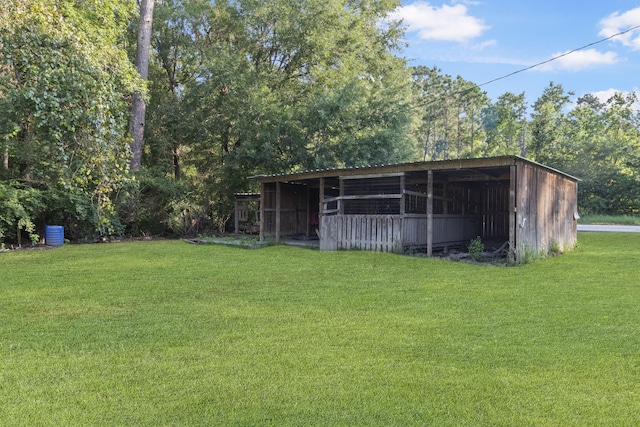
{"left": 320, "top": 215, "right": 402, "bottom": 252}
{"left": 320, "top": 214, "right": 482, "bottom": 253}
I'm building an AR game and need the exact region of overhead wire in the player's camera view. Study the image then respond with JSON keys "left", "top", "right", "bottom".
{"left": 476, "top": 23, "right": 640, "bottom": 88}
{"left": 410, "top": 23, "right": 640, "bottom": 111}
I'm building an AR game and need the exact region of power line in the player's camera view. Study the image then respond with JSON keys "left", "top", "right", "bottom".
{"left": 477, "top": 24, "right": 640, "bottom": 88}
{"left": 407, "top": 23, "right": 640, "bottom": 114}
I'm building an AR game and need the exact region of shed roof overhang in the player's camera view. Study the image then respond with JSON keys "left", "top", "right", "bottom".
{"left": 249, "top": 156, "right": 580, "bottom": 184}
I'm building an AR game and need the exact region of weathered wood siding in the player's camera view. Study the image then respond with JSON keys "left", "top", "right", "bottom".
{"left": 320, "top": 215, "right": 402, "bottom": 252}
{"left": 403, "top": 216, "right": 427, "bottom": 247}
{"left": 516, "top": 160, "right": 578, "bottom": 257}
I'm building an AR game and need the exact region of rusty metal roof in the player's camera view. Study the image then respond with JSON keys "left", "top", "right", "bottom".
{"left": 249, "top": 156, "right": 580, "bottom": 183}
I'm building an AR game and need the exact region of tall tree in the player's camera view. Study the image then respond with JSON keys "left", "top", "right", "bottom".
{"left": 411, "top": 66, "right": 488, "bottom": 160}
{"left": 130, "top": 0, "right": 156, "bottom": 171}
{"left": 484, "top": 92, "right": 528, "bottom": 157}
{"left": 0, "top": 0, "right": 143, "bottom": 239}
{"left": 529, "top": 82, "right": 572, "bottom": 165}
{"left": 141, "top": 0, "right": 414, "bottom": 230}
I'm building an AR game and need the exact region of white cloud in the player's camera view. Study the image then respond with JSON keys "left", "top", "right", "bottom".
{"left": 537, "top": 49, "right": 618, "bottom": 72}
{"left": 473, "top": 39, "right": 497, "bottom": 50}
{"left": 599, "top": 7, "right": 640, "bottom": 50}
{"left": 392, "top": 1, "right": 489, "bottom": 43}
{"left": 572, "top": 88, "right": 640, "bottom": 111}
{"left": 452, "top": 0, "right": 483, "bottom": 5}
{"left": 591, "top": 89, "right": 624, "bottom": 104}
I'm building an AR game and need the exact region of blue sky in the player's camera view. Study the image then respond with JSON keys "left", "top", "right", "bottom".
{"left": 392, "top": 1, "right": 640, "bottom": 105}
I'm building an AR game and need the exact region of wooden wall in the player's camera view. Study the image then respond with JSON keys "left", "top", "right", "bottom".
{"left": 516, "top": 160, "right": 578, "bottom": 257}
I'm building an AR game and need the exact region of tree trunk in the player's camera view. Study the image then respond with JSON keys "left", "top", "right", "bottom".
{"left": 130, "top": 0, "right": 155, "bottom": 171}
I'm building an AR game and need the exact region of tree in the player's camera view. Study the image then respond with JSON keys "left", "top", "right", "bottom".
{"left": 552, "top": 91, "right": 640, "bottom": 215}
{"left": 529, "top": 82, "right": 572, "bottom": 165}
{"left": 130, "top": 0, "right": 156, "bottom": 171}
{"left": 0, "top": 0, "right": 143, "bottom": 241}
{"left": 411, "top": 66, "right": 488, "bottom": 160}
{"left": 140, "top": 0, "right": 415, "bottom": 230}
{"left": 484, "top": 92, "right": 528, "bottom": 157}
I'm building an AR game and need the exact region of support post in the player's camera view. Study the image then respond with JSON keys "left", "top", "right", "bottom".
{"left": 317, "top": 178, "right": 325, "bottom": 242}
{"left": 427, "top": 170, "right": 433, "bottom": 257}
{"left": 305, "top": 186, "right": 310, "bottom": 237}
{"left": 275, "top": 182, "right": 281, "bottom": 243}
{"left": 234, "top": 197, "right": 239, "bottom": 235}
{"left": 339, "top": 177, "right": 344, "bottom": 215}
{"left": 400, "top": 173, "right": 406, "bottom": 216}
{"left": 319, "top": 178, "right": 325, "bottom": 216}
{"left": 259, "top": 183, "right": 265, "bottom": 242}
{"left": 509, "top": 164, "right": 517, "bottom": 262}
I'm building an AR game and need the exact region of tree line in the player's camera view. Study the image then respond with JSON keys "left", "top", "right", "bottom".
{"left": 1, "top": 0, "right": 639, "bottom": 245}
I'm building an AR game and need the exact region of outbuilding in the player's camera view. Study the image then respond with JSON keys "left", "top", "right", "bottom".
{"left": 248, "top": 156, "right": 579, "bottom": 262}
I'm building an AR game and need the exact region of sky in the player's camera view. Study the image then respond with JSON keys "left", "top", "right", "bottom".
{"left": 392, "top": 1, "right": 640, "bottom": 106}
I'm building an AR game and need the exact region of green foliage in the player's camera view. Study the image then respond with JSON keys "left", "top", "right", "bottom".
{"left": 412, "top": 66, "right": 491, "bottom": 161}
{"left": 468, "top": 235, "right": 484, "bottom": 261}
{"left": 513, "top": 243, "right": 543, "bottom": 266}
{"left": 0, "top": 0, "right": 143, "bottom": 240}
{"left": 1, "top": 234, "right": 640, "bottom": 425}
{"left": 0, "top": 181, "right": 44, "bottom": 245}
{"left": 548, "top": 239, "right": 562, "bottom": 256}
{"left": 2, "top": 0, "right": 640, "bottom": 240}
{"left": 142, "top": 0, "right": 415, "bottom": 232}
{"left": 543, "top": 90, "right": 640, "bottom": 215}
{"left": 117, "top": 168, "right": 210, "bottom": 236}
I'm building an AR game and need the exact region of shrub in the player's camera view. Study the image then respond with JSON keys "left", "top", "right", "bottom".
{"left": 468, "top": 236, "right": 484, "bottom": 261}
{"left": 117, "top": 169, "right": 211, "bottom": 237}
{"left": 0, "top": 181, "right": 44, "bottom": 245}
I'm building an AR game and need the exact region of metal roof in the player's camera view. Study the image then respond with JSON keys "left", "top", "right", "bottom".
{"left": 249, "top": 156, "right": 580, "bottom": 183}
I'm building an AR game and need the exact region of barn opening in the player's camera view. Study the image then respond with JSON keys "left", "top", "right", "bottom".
{"left": 247, "top": 156, "right": 579, "bottom": 262}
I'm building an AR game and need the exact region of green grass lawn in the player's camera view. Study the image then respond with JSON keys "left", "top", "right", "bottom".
{"left": 1, "top": 234, "right": 639, "bottom": 426}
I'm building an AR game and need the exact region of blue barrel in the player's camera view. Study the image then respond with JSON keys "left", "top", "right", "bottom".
{"left": 45, "top": 225, "right": 64, "bottom": 246}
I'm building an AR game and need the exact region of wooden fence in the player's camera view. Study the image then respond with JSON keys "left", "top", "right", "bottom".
{"left": 320, "top": 214, "right": 482, "bottom": 253}
{"left": 320, "top": 215, "right": 402, "bottom": 252}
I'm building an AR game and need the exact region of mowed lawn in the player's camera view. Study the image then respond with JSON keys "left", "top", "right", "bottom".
{"left": 1, "top": 233, "right": 639, "bottom": 426}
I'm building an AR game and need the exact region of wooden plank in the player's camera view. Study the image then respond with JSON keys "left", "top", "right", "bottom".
{"left": 394, "top": 216, "right": 402, "bottom": 252}
{"left": 340, "top": 172, "right": 405, "bottom": 180}
{"left": 324, "top": 194, "right": 403, "bottom": 203}
{"left": 403, "top": 190, "right": 429, "bottom": 198}
{"left": 387, "top": 217, "right": 393, "bottom": 252}
{"left": 372, "top": 217, "right": 378, "bottom": 250}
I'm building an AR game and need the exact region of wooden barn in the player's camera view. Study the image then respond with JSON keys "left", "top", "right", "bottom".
{"left": 246, "top": 156, "right": 579, "bottom": 262}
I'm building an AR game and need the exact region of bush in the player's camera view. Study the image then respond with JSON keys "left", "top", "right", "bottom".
{"left": 468, "top": 236, "right": 484, "bottom": 261}
{"left": 0, "top": 181, "right": 44, "bottom": 245}
{"left": 117, "top": 169, "right": 211, "bottom": 237}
